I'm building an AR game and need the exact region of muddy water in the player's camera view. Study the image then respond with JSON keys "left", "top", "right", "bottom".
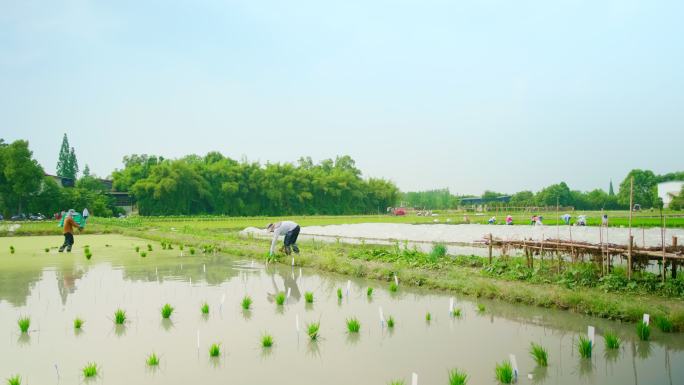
{"left": 1, "top": 235, "right": 682, "bottom": 385}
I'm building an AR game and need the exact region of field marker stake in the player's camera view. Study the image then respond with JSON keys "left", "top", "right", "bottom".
{"left": 643, "top": 313, "right": 650, "bottom": 325}
{"left": 412, "top": 372, "right": 418, "bottom": 385}
{"left": 509, "top": 354, "right": 519, "bottom": 383}
{"left": 588, "top": 326, "right": 595, "bottom": 347}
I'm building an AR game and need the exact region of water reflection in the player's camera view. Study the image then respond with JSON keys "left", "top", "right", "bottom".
{"left": 160, "top": 318, "right": 174, "bottom": 331}
{"left": 114, "top": 324, "right": 126, "bottom": 337}
{"left": 530, "top": 366, "right": 549, "bottom": 384}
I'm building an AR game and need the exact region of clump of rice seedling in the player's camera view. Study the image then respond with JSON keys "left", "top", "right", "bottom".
{"left": 84, "top": 247, "right": 92, "bottom": 260}
{"left": 167, "top": 243, "right": 173, "bottom": 250}
{"left": 387, "top": 316, "right": 395, "bottom": 328}
{"left": 636, "top": 321, "right": 650, "bottom": 341}
{"left": 114, "top": 309, "right": 126, "bottom": 325}
{"left": 337, "top": 288, "right": 343, "bottom": 300}
{"left": 307, "top": 322, "right": 320, "bottom": 340}
{"left": 261, "top": 333, "right": 274, "bottom": 348}
{"left": 45, "top": 247, "right": 50, "bottom": 253}
{"left": 74, "top": 317, "right": 84, "bottom": 329}
{"left": 275, "top": 292, "right": 285, "bottom": 306}
{"left": 654, "top": 316, "right": 674, "bottom": 333}
{"left": 604, "top": 331, "right": 620, "bottom": 349}
{"left": 477, "top": 304, "right": 485, "bottom": 313}
{"left": 346, "top": 317, "right": 361, "bottom": 333}
{"left": 242, "top": 296, "right": 253, "bottom": 310}
{"left": 367, "top": 287, "right": 373, "bottom": 297}
{"left": 577, "top": 335, "right": 592, "bottom": 358}
{"left": 190, "top": 247, "right": 196, "bottom": 255}
{"left": 147, "top": 244, "right": 153, "bottom": 251}
{"left": 494, "top": 360, "right": 513, "bottom": 384}
{"left": 530, "top": 342, "right": 548, "bottom": 367}
{"left": 209, "top": 343, "right": 220, "bottom": 357}
{"left": 388, "top": 381, "right": 405, "bottom": 385}
{"left": 10, "top": 246, "right": 15, "bottom": 254}
{"left": 82, "top": 362, "right": 98, "bottom": 378}
{"left": 201, "top": 302, "right": 209, "bottom": 314}
{"left": 450, "top": 308, "right": 462, "bottom": 318}
{"left": 304, "top": 291, "right": 314, "bottom": 304}
{"left": 146, "top": 353, "right": 159, "bottom": 367}
{"left": 161, "top": 303, "right": 174, "bottom": 319}
{"left": 140, "top": 251, "right": 147, "bottom": 258}
{"left": 448, "top": 368, "right": 468, "bottom": 385}
{"left": 389, "top": 282, "right": 398, "bottom": 292}
{"left": 7, "top": 375, "right": 21, "bottom": 385}
{"left": 179, "top": 244, "right": 184, "bottom": 251}
{"left": 161, "top": 242, "right": 167, "bottom": 250}
{"left": 17, "top": 316, "right": 30, "bottom": 333}
{"left": 426, "top": 312, "right": 432, "bottom": 322}
{"left": 135, "top": 246, "right": 140, "bottom": 252}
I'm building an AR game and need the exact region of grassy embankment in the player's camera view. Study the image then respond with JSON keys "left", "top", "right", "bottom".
{"left": 3, "top": 215, "right": 684, "bottom": 330}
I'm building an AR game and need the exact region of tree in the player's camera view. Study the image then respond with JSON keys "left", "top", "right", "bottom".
{"left": 56, "top": 134, "right": 72, "bottom": 178}
{"left": 68, "top": 147, "right": 79, "bottom": 179}
{"left": 82, "top": 164, "right": 91, "bottom": 177}
{"left": 536, "top": 182, "right": 573, "bottom": 207}
{"left": 617, "top": 169, "right": 658, "bottom": 208}
{"left": 670, "top": 186, "right": 684, "bottom": 210}
{"left": 1, "top": 140, "right": 44, "bottom": 214}
{"left": 608, "top": 180, "right": 615, "bottom": 196}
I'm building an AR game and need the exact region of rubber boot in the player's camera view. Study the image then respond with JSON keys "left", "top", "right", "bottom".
{"left": 292, "top": 244, "right": 300, "bottom": 254}
{"left": 58, "top": 246, "right": 65, "bottom": 253}
{"left": 66, "top": 246, "right": 72, "bottom": 252}
{"left": 283, "top": 245, "right": 291, "bottom": 255}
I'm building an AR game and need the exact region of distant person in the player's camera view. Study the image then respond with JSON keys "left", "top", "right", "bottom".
{"left": 488, "top": 216, "right": 496, "bottom": 224}
{"left": 536, "top": 216, "right": 544, "bottom": 225}
{"left": 602, "top": 214, "right": 608, "bottom": 226}
{"left": 59, "top": 210, "right": 83, "bottom": 252}
{"left": 463, "top": 215, "right": 470, "bottom": 224}
{"left": 82, "top": 207, "right": 89, "bottom": 223}
{"left": 267, "top": 221, "right": 300, "bottom": 256}
{"left": 561, "top": 213, "right": 571, "bottom": 225}
{"left": 505, "top": 215, "right": 513, "bottom": 225}
{"left": 531, "top": 215, "right": 537, "bottom": 225}
{"left": 577, "top": 215, "right": 587, "bottom": 226}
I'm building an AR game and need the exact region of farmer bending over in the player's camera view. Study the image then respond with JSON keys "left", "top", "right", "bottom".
{"left": 267, "top": 221, "right": 300, "bottom": 256}
{"left": 59, "top": 210, "right": 82, "bottom": 252}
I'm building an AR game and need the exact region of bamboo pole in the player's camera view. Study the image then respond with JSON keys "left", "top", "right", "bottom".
{"left": 674, "top": 236, "right": 679, "bottom": 279}
{"left": 628, "top": 176, "right": 634, "bottom": 280}
{"left": 662, "top": 211, "right": 666, "bottom": 282}
{"left": 488, "top": 233, "right": 493, "bottom": 264}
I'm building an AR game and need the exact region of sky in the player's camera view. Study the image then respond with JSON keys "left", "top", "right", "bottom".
{"left": 1, "top": 0, "right": 683, "bottom": 195}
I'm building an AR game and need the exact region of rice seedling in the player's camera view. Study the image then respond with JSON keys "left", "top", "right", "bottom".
{"left": 190, "top": 247, "right": 196, "bottom": 255}
{"left": 167, "top": 243, "right": 173, "bottom": 250}
{"left": 135, "top": 246, "right": 140, "bottom": 252}
{"left": 161, "top": 242, "right": 167, "bottom": 250}
{"left": 7, "top": 375, "right": 21, "bottom": 385}
{"left": 529, "top": 342, "right": 548, "bottom": 367}
{"left": 45, "top": 247, "right": 50, "bottom": 253}
{"left": 147, "top": 244, "right": 153, "bottom": 251}
{"left": 367, "top": 287, "right": 373, "bottom": 297}
{"left": 636, "top": 321, "right": 651, "bottom": 341}
{"left": 604, "top": 331, "right": 620, "bottom": 349}
{"left": 426, "top": 312, "right": 432, "bottom": 322}
{"left": 477, "top": 303, "right": 486, "bottom": 313}
{"left": 201, "top": 302, "right": 209, "bottom": 314}
{"left": 209, "top": 343, "right": 221, "bottom": 357}
{"left": 179, "top": 244, "right": 184, "bottom": 250}
{"left": 10, "top": 246, "right": 15, "bottom": 254}
{"left": 74, "top": 317, "right": 84, "bottom": 329}
{"left": 577, "top": 335, "right": 592, "bottom": 358}
{"left": 17, "top": 316, "right": 30, "bottom": 333}
{"left": 242, "top": 295, "right": 253, "bottom": 310}
{"left": 82, "top": 362, "right": 98, "bottom": 378}
{"left": 261, "top": 333, "right": 274, "bottom": 348}
{"left": 654, "top": 316, "right": 674, "bottom": 333}
{"left": 388, "top": 381, "right": 405, "bottom": 385}
{"left": 161, "top": 303, "right": 174, "bottom": 319}
{"left": 389, "top": 282, "right": 398, "bottom": 292}
{"left": 140, "top": 251, "right": 147, "bottom": 258}
{"left": 337, "top": 288, "right": 343, "bottom": 300}
{"left": 346, "top": 317, "right": 361, "bottom": 333}
{"left": 387, "top": 316, "right": 395, "bottom": 328}
{"left": 146, "top": 353, "right": 160, "bottom": 367}
{"left": 85, "top": 249, "right": 92, "bottom": 260}
{"left": 307, "top": 322, "right": 320, "bottom": 340}
{"left": 114, "top": 309, "right": 126, "bottom": 325}
{"left": 494, "top": 360, "right": 513, "bottom": 384}
{"left": 275, "top": 292, "right": 286, "bottom": 306}
{"left": 448, "top": 368, "right": 468, "bottom": 385}
{"left": 450, "top": 308, "right": 462, "bottom": 318}
{"left": 304, "top": 291, "right": 314, "bottom": 303}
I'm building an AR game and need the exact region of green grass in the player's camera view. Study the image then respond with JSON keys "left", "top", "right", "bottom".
{"left": 209, "top": 343, "right": 221, "bottom": 357}
{"left": 387, "top": 316, "right": 395, "bottom": 328}
{"left": 389, "top": 281, "right": 398, "bottom": 292}
{"left": 495, "top": 360, "right": 513, "bottom": 384}
{"left": 261, "top": 333, "right": 274, "bottom": 348}
{"left": 17, "top": 316, "right": 30, "bottom": 333}
{"left": 6, "top": 375, "right": 21, "bottom": 385}
{"left": 161, "top": 303, "right": 174, "bottom": 319}
{"left": 578, "top": 335, "right": 592, "bottom": 358}
{"left": 304, "top": 291, "right": 314, "bottom": 303}
{"left": 604, "top": 331, "right": 620, "bottom": 349}
{"left": 654, "top": 316, "right": 674, "bottom": 332}
{"left": 201, "top": 302, "right": 210, "bottom": 314}
{"left": 367, "top": 287, "right": 373, "bottom": 297}
{"left": 448, "top": 368, "right": 468, "bottom": 385}
{"left": 114, "top": 309, "right": 126, "bottom": 325}
{"left": 242, "top": 295, "right": 253, "bottom": 310}
{"left": 146, "top": 353, "right": 160, "bottom": 366}
{"left": 426, "top": 312, "right": 432, "bottom": 322}
{"left": 82, "top": 362, "right": 98, "bottom": 378}
{"left": 530, "top": 342, "right": 548, "bottom": 367}
{"left": 337, "top": 288, "right": 343, "bottom": 300}
{"left": 346, "top": 317, "right": 361, "bottom": 333}
{"left": 477, "top": 303, "right": 486, "bottom": 313}
{"left": 636, "top": 321, "right": 651, "bottom": 340}
{"left": 275, "top": 292, "right": 286, "bottom": 306}
{"left": 307, "top": 322, "right": 320, "bottom": 340}
{"left": 74, "top": 317, "right": 84, "bottom": 329}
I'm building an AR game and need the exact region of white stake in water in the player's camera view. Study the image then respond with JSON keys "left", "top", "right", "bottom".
{"left": 346, "top": 280, "right": 351, "bottom": 297}
{"left": 291, "top": 257, "right": 295, "bottom": 266}
{"left": 251, "top": 260, "right": 254, "bottom": 268}
{"left": 588, "top": 326, "right": 595, "bottom": 347}
{"left": 286, "top": 287, "right": 291, "bottom": 299}
{"left": 196, "top": 330, "right": 200, "bottom": 349}
{"left": 509, "top": 354, "right": 519, "bottom": 382}
{"left": 379, "top": 307, "right": 386, "bottom": 327}
{"left": 394, "top": 274, "right": 399, "bottom": 286}
{"left": 296, "top": 314, "right": 300, "bottom": 333}
{"left": 221, "top": 294, "right": 226, "bottom": 304}
{"left": 643, "top": 313, "right": 650, "bottom": 325}
{"left": 411, "top": 372, "right": 418, "bottom": 385}
{"left": 449, "top": 297, "right": 455, "bottom": 315}
{"left": 203, "top": 264, "right": 206, "bottom": 273}
{"left": 155, "top": 267, "right": 158, "bottom": 276}
{"left": 54, "top": 363, "right": 60, "bottom": 379}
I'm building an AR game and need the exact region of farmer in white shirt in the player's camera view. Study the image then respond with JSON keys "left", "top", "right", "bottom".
{"left": 82, "top": 207, "right": 90, "bottom": 223}
{"left": 267, "top": 221, "right": 300, "bottom": 256}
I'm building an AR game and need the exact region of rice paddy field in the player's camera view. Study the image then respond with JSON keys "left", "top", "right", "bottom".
{"left": 1, "top": 234, "right": 683, "bottom": 384}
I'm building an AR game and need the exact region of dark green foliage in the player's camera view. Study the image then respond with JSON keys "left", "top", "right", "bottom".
{"left": 10, "top": 246, "right": 15, "bottom": 254}
{"left": 140, "top": 251, "right": 147, "bottom": 257}
{"left": 56, "top": 134, "right": 78, "bottom": 179}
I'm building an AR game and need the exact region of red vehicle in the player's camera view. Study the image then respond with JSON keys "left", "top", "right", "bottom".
{"left": 393, "top": 208, "right": 406, "bottom": 216}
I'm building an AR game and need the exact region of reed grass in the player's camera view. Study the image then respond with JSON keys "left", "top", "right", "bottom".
{"left": 209, "top": 343, "right": 220, "bottom": 357}
{"left": 242, "top": 296, "right": 253, "bottom": 310}
{"left": 448, "top": 368, "right": 468, "bottom": 385}
{"left": 201, "top": 302, "right": 209, "bottom": 314}
{"left": 261, "top": 333, "right": 274, "bottom": 348}
{"left": 17, "top": 317, "right": 30, "bottom": 333}
{"left": 7, "top": 375, "right": 21, "bottom": 385}
{"left": 367, "top": 287, "right": 373, "bottom": 297}
{"left": 529, "top": 343, "right": 548, "bottom": 367}
{"left": 82, "top": 362, "right": 98, "bottom": 378}
{"left": 389, "top": 282, "right": 398, "bottom": 292}
{"left": 146, "top": 353, "right": 160, "bottom": 366}
{"left": 114, "top": 309, "right": 126, "bottom": 325}
{"left": 494, "top": 360, "right": 513, "bottom": 384}
{"left": 387, "top": 316, "right": 395, "bottom": 328}
{"left": 654, "top": 316, "right": 674, "bottom": 333}
{"left": 578, "top": 336, "right": 592, "bottom": 358}
{"left": 346, "top": 317, "right": 361, "bottom": 333}
{"left": 636, "top": 321, "right": 651, "bottom": 341}
{"left": 604, "top": 331, "right": 620, "bottom": 349}
{"left": 304, "top": 291, "right": 314, "bottom": 304}
{"left": 337, "top": 288, "right": 343, "bottom": 300}
{"left": 161, "top": 304, "right": 174, "bottom": 319}
{"left": 74, "top": 317, "right": 84, "bottom": 329}
{"left": 275, "top": 292, "right": 286, "bottom": 306}
{"left": 307, "top": 322, "right": 320, "bottom": 340}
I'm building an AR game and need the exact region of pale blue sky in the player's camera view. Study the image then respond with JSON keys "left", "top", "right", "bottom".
{"left": 2, "top": 0, "right": 682, "bottom": 194}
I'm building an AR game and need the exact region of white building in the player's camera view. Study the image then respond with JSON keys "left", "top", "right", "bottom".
{"left": 658, "top": 181, "right": 684, "bottom": 208}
